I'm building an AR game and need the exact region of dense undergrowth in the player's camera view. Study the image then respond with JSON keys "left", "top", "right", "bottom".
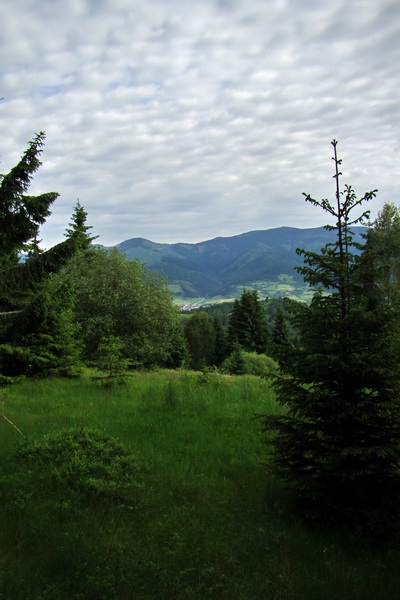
{"left": 1, "top": 370, "right": 399, "bottom": 599}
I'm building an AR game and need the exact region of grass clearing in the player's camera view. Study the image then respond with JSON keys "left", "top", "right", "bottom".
{"left": 1, "top": 370, "right": 399, "bottom": 599}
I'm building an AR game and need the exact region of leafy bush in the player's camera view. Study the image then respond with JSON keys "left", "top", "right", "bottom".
{"left": 242, "top": 352, "right": 279, "bottom": 376}
{"left": 221, "top": 349, "right": 278, "bottom": 376}
{"left": 72, "top": 248, "right": 179, "bottom": 367}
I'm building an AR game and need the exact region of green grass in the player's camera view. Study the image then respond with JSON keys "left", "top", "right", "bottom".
{"left": 1, "top": 370, "right": 399, "bottom": 599}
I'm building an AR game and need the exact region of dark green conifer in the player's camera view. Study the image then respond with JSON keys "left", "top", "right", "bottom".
{"left": 212, "top": 316, "right": 229, "bottom": 366}
{"left": 65, "top": 200, "right": 98, "bottom": 251}
{"left": 222, "top": 340, "right": 245, "bottom": 375}
{"left": 228, "top": 289, "right": 269, "bottom": 353}
{"left": 270, "top": 307, "right": 292, "bottom": 368}
{"left": 0, "top": 134, "right": 80, "bottom": 376}
{"left": 184, "top": 311, "right": 217, "bottom": 370}
{"left": 262, "top": 141, "right": 400, "bottom": 533}
{"left": 0, "top": 272, "right": 80, "bottom": 377}
{"left": 0, "top": 132, "right": 58, "bottom": 268}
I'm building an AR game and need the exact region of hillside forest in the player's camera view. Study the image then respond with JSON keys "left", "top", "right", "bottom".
{"left": 1, "top": 134, "right": 400, "bottom": 598}
{"left": 112, "top": 225, "right": 369, "bottom": 303}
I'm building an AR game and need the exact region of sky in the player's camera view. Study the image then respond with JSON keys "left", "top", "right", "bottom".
{"left": 1, "top": 0, "right": 399, "bottom": 249}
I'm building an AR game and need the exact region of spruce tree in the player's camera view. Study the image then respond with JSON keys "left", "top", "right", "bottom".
{"left": 262, "top": 141, "right": 400, "bottom": 532}
{"left": 270, "top": 307, "right": 292, "bottom": 368}
{"left": 65, "top": 199, "right": 98, "bottom": 251}
{"left": 0, "top": 133, "right": 77, "bottom": 314}
{"left": 212, "top": 316, "right": 229, "bottom": 366}
{"left": 227, "top": 289, "right": 269, "bottom": 353}
{"left": 0, "top": 134, "right": 80, "bottom": 376}
{"left": 0, "top": 132, "right": 58, "bottom": 268}
{"left": 0, "top": 271, "right": 80, "bottom": 377}
{"left": 184, "top": 311, "right": 217, "bottom": 370}
{"left": 221, "top": 340, "right": 245, "bottom": 375}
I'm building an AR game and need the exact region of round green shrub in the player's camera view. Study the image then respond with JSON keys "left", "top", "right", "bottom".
{"left": 242, "top": 352, "right": 279, "bottom": 377}
{"left": 221, "top": 350, "right": 278, "bottom": 376}
{"left": 14, "top": 426, "right": 141, "bottom": 505}
{"left": 1, "top": 427, "right": 142, "bottom": 599}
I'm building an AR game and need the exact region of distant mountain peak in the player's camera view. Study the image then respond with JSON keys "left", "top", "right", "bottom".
{"left": 112, "top": 226, "right": 368, "bottom": 302}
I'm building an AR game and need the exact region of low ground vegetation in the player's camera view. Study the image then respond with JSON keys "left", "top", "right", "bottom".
{"left": 1, "top": 371, "right": 400, "bottom": 600}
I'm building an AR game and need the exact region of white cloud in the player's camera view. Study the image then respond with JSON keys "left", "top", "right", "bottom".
{"left": 1, "top": 0, "right": 399, "bottom": 248}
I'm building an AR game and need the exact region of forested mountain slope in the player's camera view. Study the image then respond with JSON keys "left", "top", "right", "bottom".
{"left": 110, "top": 226, "right": 368, "bottom": 300}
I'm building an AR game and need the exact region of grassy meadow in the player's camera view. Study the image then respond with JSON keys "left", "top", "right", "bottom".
{"left": 1, "top": 370, "right": 399, "bottom": 599}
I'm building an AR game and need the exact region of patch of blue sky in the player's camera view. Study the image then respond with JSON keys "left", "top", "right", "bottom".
{"left": 40, "top": 85, "right": 62, "bottom": 98}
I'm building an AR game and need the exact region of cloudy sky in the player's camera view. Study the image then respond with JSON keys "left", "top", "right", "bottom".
{"left": 1, "top": 0, "right": 399, "bottom": 248}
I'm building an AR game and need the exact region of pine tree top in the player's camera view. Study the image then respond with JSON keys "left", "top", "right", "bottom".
{"left": 0, "top": 132, "right": 59, "bottom": 267}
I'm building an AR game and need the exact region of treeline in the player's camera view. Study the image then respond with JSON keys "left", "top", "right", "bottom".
{"left": 0, "top": 134, "right": 185, "bottom": 381}
{"left": 180, "top": 291, "right": 295, "bottom": 374}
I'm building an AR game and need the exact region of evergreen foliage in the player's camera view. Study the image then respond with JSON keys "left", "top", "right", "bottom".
{"left": 227, "top": 289, "right": 270, "bottom": 353}
{"left": 362, "top": 202, "right": 400, "bottom": 307}
{"left": 261, "top": 141, "right": 400, "bottom": 533}
{"left": 270, "top": 307, "right": 293, "bottom": 368}
{"left": 160, "top": 324, "right": 188, "bottom": 369}
{"left": 198, "top": 297, "right": 299, "bottom": 348}
{"left": 0, "top": 132, "right": 58, "bottom": 268}
{"left": 197, "top": 301, "right": 233, "bottom": 327}
{"left": 183, "top": 311, "right": 228, "bottom": 370}
{"left": 271, "top": 308, "right": 289, "bottom": 347}
{"left": 0, "top": 271, "right": 80, "bottom": 377}
{"left": 212, "top": 315, "right": 229, "bottom": 366}
{"left": 0, "top": 133, "right": 77, "bottom": 313}
{"left": 221, "top": 341, "right": 245, "bottom": 375}
{"left": 65, "top": 199, "right": 98, "bottom": 251}
{"left": 0, "top": 134, "right": 80, "bottom": 377}
{"left": 96, "top": 336, "right": 131, "bottom": 386}
{"left": 0, "top": 237, "right": 77, "bottom": 312}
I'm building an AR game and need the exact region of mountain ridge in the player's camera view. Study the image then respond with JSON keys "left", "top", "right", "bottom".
{"left": 109, "top": 226, "right": 368, "bottom": 301}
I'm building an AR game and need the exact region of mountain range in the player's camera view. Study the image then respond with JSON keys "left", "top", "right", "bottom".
{"left": 111, "top": 226, "right": 368, "bottom": 302}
